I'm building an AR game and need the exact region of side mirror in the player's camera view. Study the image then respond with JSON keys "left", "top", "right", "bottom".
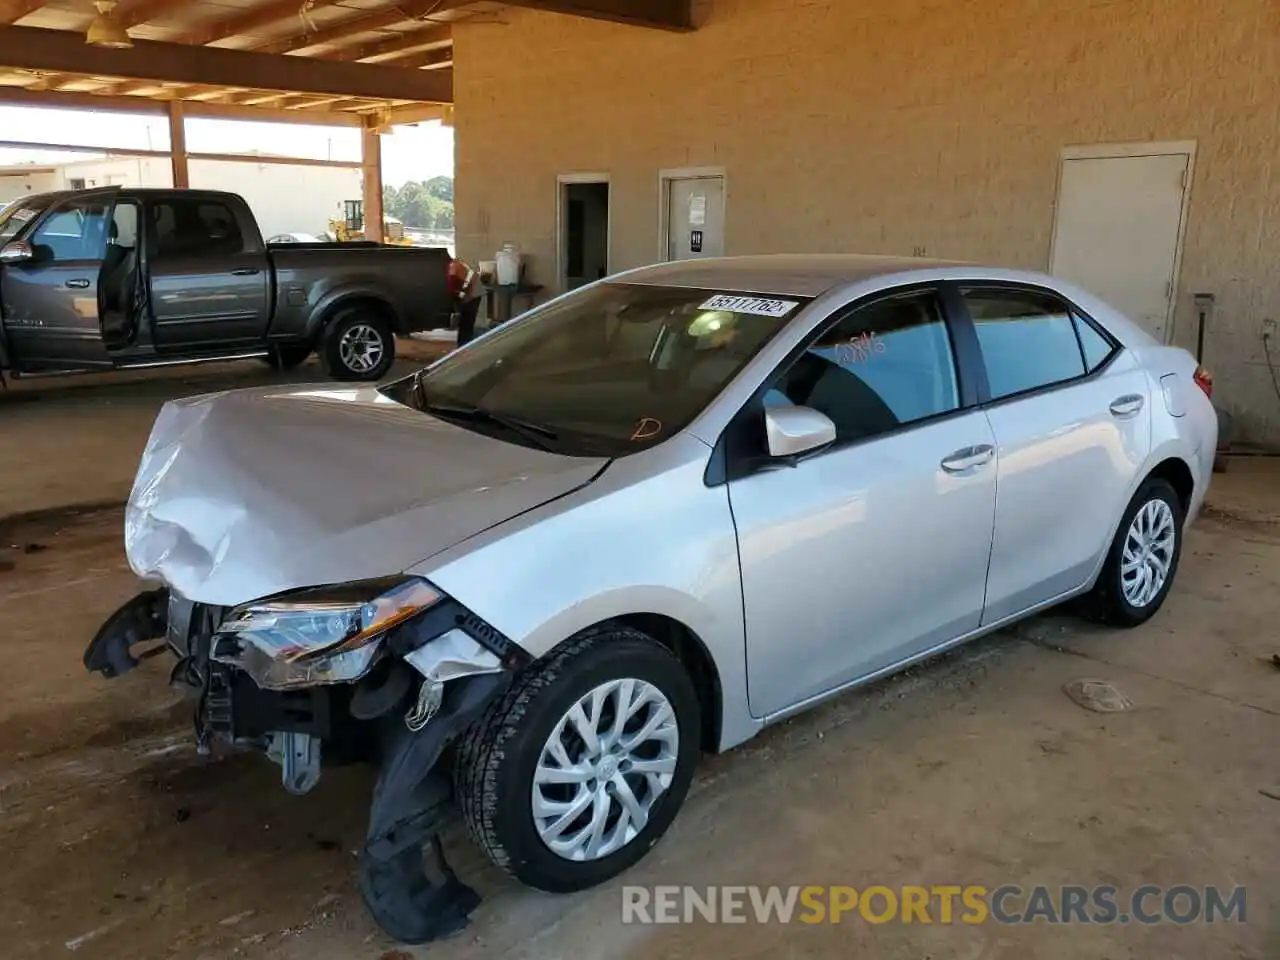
{"left": 764, "top": 404, "right": 836, "bottom": 458}
{"left": 0, "top": 240, "right": 32, "bottom": 264}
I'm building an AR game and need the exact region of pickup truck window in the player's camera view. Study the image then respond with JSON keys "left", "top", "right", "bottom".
{"left": 30, "top": 198, "right": 111, "bottom": 262}
{"left": 0, "top": 199, "right": 48, "bottom": 244}
{"left": 150, "top": 198, "right": 246, "bottom": 259}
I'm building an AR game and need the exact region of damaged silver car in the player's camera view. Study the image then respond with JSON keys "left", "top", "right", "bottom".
{"left": 85, "top": 255, "right": 1216, "bottom": 943}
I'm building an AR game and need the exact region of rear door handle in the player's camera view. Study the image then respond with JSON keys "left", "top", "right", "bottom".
{"left": 65, "top": 278, "right": 90, "bottom": 289}
{"left": 941, "top": 443, "right": 995, "bottom": 473}
{"left": 230, "top": 267, "right": 261, "bottom": 276}
{"left": 1109, "top": 394, "right": 1145, "bottom": 418}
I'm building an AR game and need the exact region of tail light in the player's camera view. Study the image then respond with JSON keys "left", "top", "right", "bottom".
{"left": 1193, "top": 365, "right": 1213, "bottom": 399}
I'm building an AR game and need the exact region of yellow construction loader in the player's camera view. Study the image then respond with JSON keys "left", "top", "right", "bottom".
{"left": 328, "top": 200, "right": 415, "bottom": 245}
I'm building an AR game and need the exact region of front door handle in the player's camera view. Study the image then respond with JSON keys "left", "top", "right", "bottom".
{"left": 1109, "top": 394, "right": 1145, "bottom": 418}
{"left": 230, "top": 267, "right": 260, "bottom": 276}
{"left": 941, "top": 443, "right": 995, "bottom": 473}
{"left": 65, "top": 278, "right": 90, "bottom": 289}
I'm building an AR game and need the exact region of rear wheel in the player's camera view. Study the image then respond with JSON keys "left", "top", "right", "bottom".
{"left": 1085, "top": 477, "right": 1184, "bottom": 626}
{"left": 322, "top": 307, "right": 396, "bottom": 381}
{"left": 455, "top": 625, "right": 701, "bottom": 893}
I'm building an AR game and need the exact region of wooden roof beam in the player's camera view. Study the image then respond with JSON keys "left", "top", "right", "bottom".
{"left": 325, "top": 23, "right": 452, "bottom": 63}
{"left": 256, "top": 0, "right": 461, "bottom": 55}
{"left": 0, "top": 85, "right": 366, "bottom": 125}
{"left": 392, "top": 48, "right": 453, "bottom": 70}
{"left": 177, "top": 0, "right": 346, "bottom": 46}
{"left": 0, "top": 0, "right": 43, "bottom": 25}
{"left": 120, "top": 0, "right": 206, "bottom": 28}
{"left": 0, "top": 24, "right": 453, "bottom": 101}
{"left": 500, "top": 0, "right": 692, "bottom": 31}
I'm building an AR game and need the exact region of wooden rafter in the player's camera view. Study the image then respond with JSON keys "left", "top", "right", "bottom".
{"left": 324, "top": 23, "right": 453, "bottom": 62}
{"left": 317, "top": 23, "right": 453, "bottom": 62}
{"left": 0, "top": 86, "right": 366, "bottom": 124}
{"left": 286, "top": 94, "right": 350, "bottom": 110}
{"left": 255, "top": 0, "right": 458, "bottom": 55}
{"left": 119, "top": 0, "right": 200, "bottom": 28}
{"left": 296, "top": 97, "right": 367, "bottom": 112}
{"left": 0, "top": 0, "right": 43, "bottom": 25}
{"left": 499, "top": 0, "right": 692, "bottom": 30}
{"left": 175, "top": 0, "right": 346, "bottom": 47}
{"left": 392, "top": 48, "right": 453, "bottom": 70}
{"left": 233, "top": 91, "right": 294, "bottom": 106}
{"left": 0, "top": 25, "right": 452, "bottom": 101}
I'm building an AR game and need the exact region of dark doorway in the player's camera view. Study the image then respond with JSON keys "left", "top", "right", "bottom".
{"left": 560, "top": 180, "right": 609, "bottom": 291}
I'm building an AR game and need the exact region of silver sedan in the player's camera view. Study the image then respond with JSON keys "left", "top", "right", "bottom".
{"left": 93, "top": 255, "right": 1217, "bottom": 942}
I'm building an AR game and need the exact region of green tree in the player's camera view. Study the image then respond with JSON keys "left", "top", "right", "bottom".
{"left": 383, "top": 178, "right": 453, "bottom": 229}
{"left": 426, "top": 175, "right": 453, "bottom": 204}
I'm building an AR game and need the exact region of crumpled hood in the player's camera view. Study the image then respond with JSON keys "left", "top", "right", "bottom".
{"left": 125, "top": 383, "right": 607, "bottom": 606}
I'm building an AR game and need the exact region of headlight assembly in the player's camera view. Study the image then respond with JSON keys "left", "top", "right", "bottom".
{"left": 212, "top": 577, "right": 442, "bottom": 690}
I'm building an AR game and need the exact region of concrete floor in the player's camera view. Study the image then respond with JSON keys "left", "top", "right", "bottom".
{"left": 0, "top": 362, "right": 1275, "bottom": 960}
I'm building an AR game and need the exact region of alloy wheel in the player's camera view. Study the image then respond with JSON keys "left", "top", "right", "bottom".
{"left": 1121, "top": 497, "right": 1176, "bottom": 608}
{"left": 338, "top": 323, "right": 384, "bottom": 374}
{"left": 531, "top": 678, "right": 679, "bottom": 862}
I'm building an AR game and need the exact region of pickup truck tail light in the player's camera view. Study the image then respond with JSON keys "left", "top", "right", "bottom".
{"left": 1193, "top": 365, "right": 1213, "bottom": 399}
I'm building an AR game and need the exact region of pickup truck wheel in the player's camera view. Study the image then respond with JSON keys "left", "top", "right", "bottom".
{"left": 262, "top": 343, "right": 311, "bottom": 370}
{"left": 455, "top": 625, "right": 701, "bottom": 894}
{"left": 323, "top": 308, "right": 396, "bottom": 381}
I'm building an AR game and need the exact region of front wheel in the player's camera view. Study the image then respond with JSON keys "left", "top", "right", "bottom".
{"left": 1085, "top": 477, "right": 1184, "bottom": 626}
{"left": 322, "top": 308, "right": 396, "bottom": 381}
{"left": 455, "top": 625, "right": 701, "bottom": 893}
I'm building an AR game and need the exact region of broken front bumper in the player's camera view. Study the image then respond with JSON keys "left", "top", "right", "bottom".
{"left": 85, "top": 586, "right": 530, "bottom": 945}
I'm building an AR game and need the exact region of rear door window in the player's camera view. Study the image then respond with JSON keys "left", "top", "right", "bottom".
{"left": 962, "top": 289, "right": 1086, "bottom": 400}
{"left": 149, "top": 198, "right": 246, "bottom": 259}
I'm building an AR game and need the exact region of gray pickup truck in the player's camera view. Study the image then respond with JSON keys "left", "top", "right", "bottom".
{"left": 0, "top": 187, "right": 459, "bottom": 381}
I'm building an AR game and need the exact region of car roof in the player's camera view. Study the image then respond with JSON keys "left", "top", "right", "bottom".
{"left": 616, "top": 254, "right": 972, "bottom": 298}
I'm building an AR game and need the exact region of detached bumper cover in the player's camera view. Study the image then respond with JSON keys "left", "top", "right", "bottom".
{"left": 359, "top": 670, "right": 509, "bottom": 943}
{"left": 358, "top": 605, "right": 527, "bottom": 944}
{"left": 83, "top": 587, "right": 169, "bottom": 678}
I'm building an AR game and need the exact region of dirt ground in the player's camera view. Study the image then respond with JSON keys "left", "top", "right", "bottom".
{"left": 0, "top": 361, "right": 1276, "bottom": 960}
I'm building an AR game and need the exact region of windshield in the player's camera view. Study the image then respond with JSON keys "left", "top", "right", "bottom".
{"left": 410, "top": 283, "right": 807, "bottom": 456}
{"left": 0, "top": 198, "right": 51, "bottom": 244}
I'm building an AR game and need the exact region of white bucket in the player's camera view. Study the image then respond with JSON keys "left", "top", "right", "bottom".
{"left": 495, "top": 243, "right": 521, "bottom": 286}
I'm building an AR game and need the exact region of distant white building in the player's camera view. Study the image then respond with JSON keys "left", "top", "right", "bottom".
{"left": 0, "top": 154, "right": 362, "bottom": 239}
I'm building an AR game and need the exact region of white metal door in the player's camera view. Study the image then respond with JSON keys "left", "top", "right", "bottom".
{"left": 1050, "top": 152, "right": 1189, "bottom": 343}
{"left": 666, "top": 176, "right": 724, "bottom": 261}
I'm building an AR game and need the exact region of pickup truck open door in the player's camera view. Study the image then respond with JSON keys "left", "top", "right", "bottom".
{"left": 144, "top": 194, "right": 271, "bottom": 349}
{"left": 0, "top": 194, "right": 119, "bottom": 372}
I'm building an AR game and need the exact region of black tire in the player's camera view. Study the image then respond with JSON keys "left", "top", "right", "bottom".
{"left": 455, "top": 624, "right": 701, "bottom": 893}
{"left": 322, "top": 307, "right": 396, "bottom": 381}
{"left": 1085, "top": 477, "right": 1184, "bottom": 627}
{"left": 261, "top": 343, "right": 312, "bottom": 370}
